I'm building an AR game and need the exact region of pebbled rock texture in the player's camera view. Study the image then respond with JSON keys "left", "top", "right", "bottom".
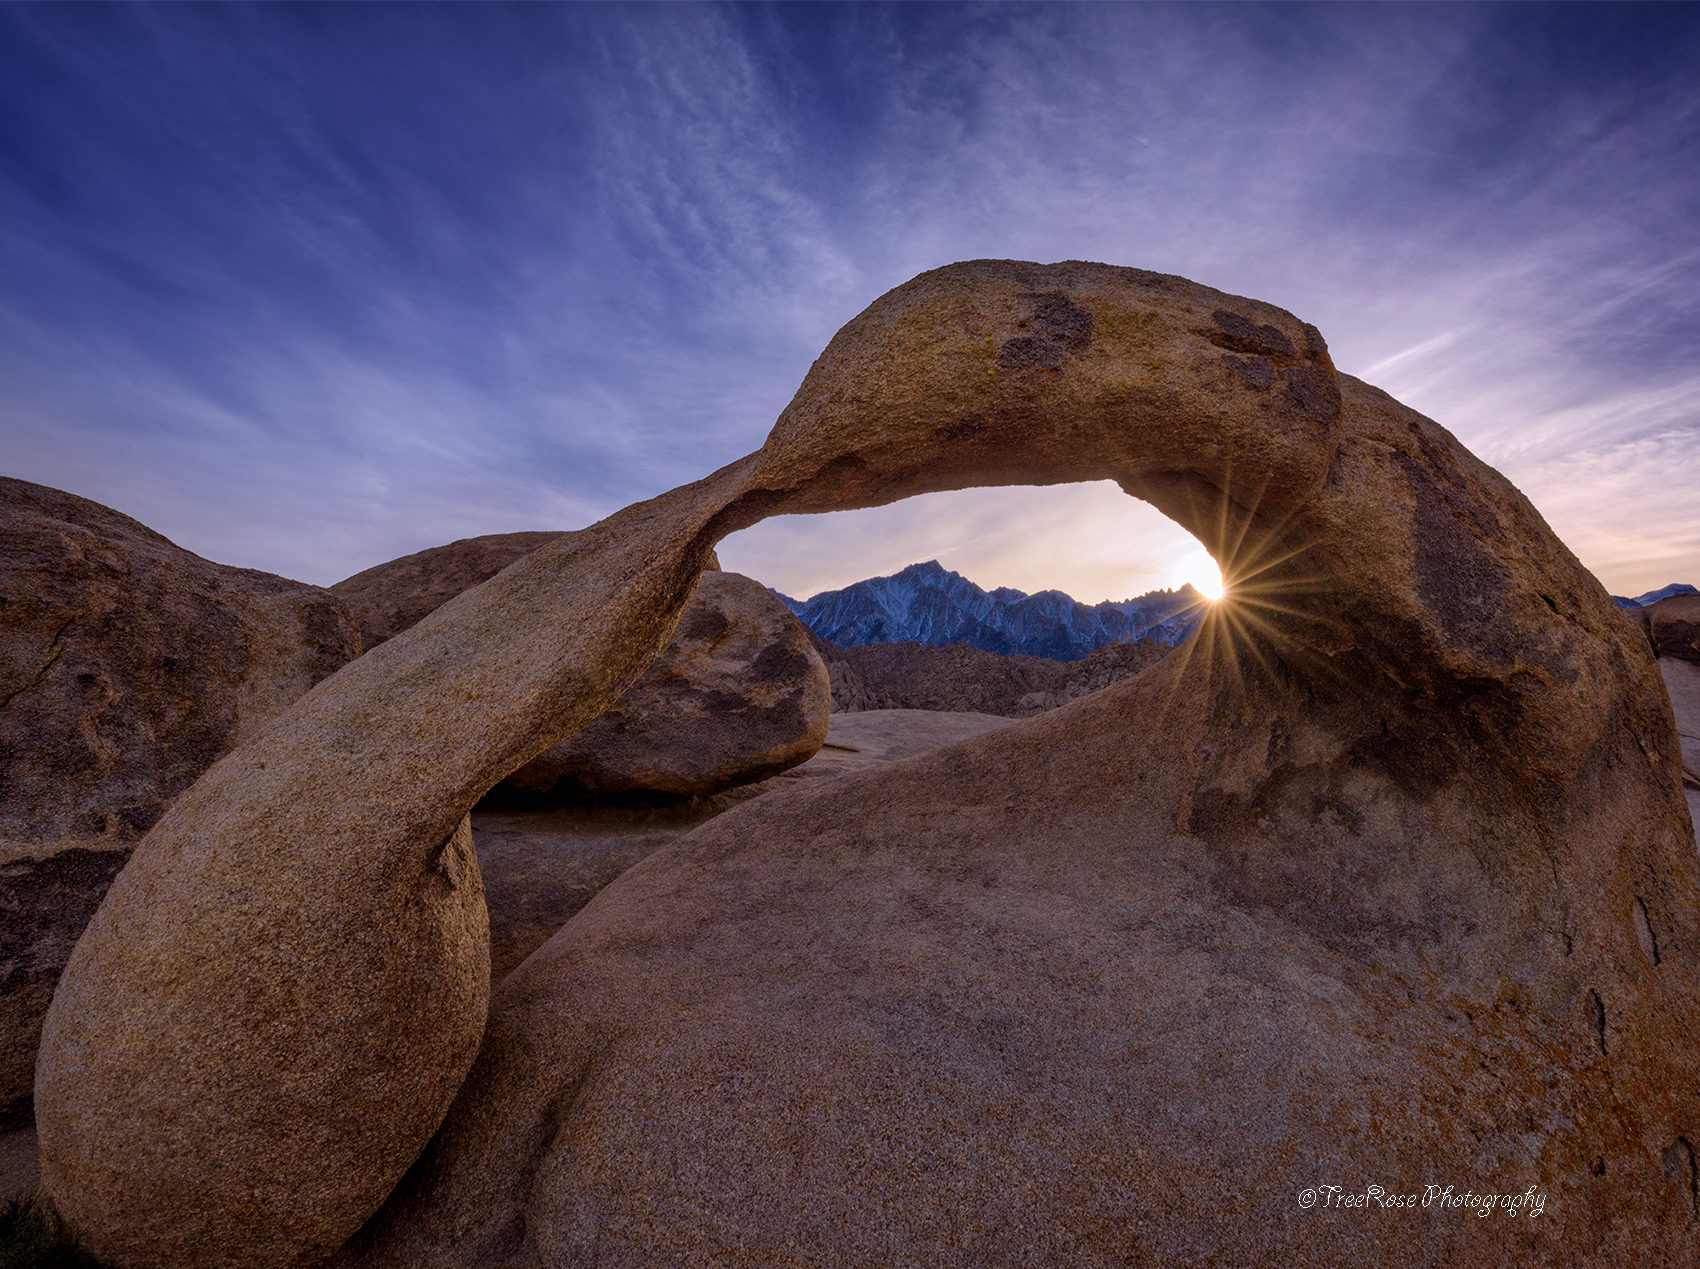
{"left": 0, "top": 477, "right": 360, "bottom": 1127}
{"left": 38, "top": 261, "right": 1700, "bottom": 1269}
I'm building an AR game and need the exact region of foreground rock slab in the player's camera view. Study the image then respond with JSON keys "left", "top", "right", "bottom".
{"left": 0, "top": 477, "right": 360, "bottom": 1126}
{"left": 784, "top": 706, "right": 1014, "bottom": 773}
{"left": 473, "top": 797, "right": 743, "bottom": 986}
{"left": 39, "top": 261, "right": 1699, "bottom": 1268}
{"left": 478, "top": 709, "right": 1011, "bottom": 983}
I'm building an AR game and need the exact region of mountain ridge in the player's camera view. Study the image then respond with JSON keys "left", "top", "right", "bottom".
{"left": 1613, "top": 582, "right": 1698, "bottom": 608}
{"left": 774, "top": 559, "right": 1206, "bottom": 662}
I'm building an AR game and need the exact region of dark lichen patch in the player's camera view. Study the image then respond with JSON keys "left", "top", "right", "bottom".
{"left": 676, "top": 605, "right": 732, "bottom": 645}
{"left": 749, "top": 641, "right": 815, "bottom": 684}
{"left": 1396, "top": 452, "right": 1516, "bottom": 668}
{"left": 996, "top": 336, "right": 1063, "bottom": 370}
{"left": 1222, "top": 354, "right": 1275, "bottom": 390}
{"left": 995, "top": 291, "right": 1094, "bottom": 370}
{"left": 934, "top": 415, "right": 994, "bottom": 443}
{"left": 1281, "top": 365, "right": 1343, "bottom": 424}
{"left": 1206, "top": 309, "right": 1297, "bottom": 360}
{"left": 1032, "top": 292, "right": 1094, "bottom": 348}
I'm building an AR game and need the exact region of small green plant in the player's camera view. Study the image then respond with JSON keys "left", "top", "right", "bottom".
{"left": 0, "top": 1195, "right": 110, "bottom": 1269}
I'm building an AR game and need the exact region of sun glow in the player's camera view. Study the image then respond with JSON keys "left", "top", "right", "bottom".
{"left": 1170, "top": 548, "right": 1225, "bottom": 601}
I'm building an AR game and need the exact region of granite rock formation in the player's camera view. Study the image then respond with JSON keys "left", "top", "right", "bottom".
{"left": 329, "top": 531, "right": 578, "bottom": 649}
{"left": 1647, "top": 592, "right": 1700, "bottom": 666}
{"left": 502, "top": 572, "right": 829, "bottom": 797}
{"left": 0, "top": 477, "right": 360, "bottom": 846}
{"left": 477, "top": 708, "right": 1012, "bottom": 985}
{"left": 0, "top": 841, "right": 128, "bottom": 1130}
{"left": 334, "top": 537, "right": 823, "bottom": 798}
{"left": 0, "top": 477, "right": 360, "bottom": 1128}
{"left": 329, "top": 531, "right": 724, "bottom": 650}
{"left": 37, "top": 260, "right": 1699, "bottom": 1269}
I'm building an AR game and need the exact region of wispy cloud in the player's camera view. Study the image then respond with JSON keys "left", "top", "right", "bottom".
{"left": 1, "top": 3, "right": 1696, "bottom": 596}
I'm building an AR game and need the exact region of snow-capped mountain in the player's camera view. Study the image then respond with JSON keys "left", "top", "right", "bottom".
{"left": 1613, "top": 583, "right": 1698, "bottom": 608}
{"left": 775, "top": 560, "right": 1207, "bottom": 662}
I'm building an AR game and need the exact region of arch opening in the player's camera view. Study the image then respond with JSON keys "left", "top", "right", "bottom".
{"left": 715, "top": 480, "right": 1224, "bottom": 615}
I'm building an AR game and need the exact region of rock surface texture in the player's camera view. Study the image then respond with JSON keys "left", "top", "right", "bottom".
{"left": 476, "top": 708, "right": 1010, "bottom": 984}
{"left": 328, "top": 531, "right": 577, "bottom": 649}
{"left": 333, "top": 538, "right": 815, "bottom": 798}
{"left": 38, "top": 261, "right": 1700, "bottom": 1269}
{"left": 329, "top": 531, "right": 722, "bottom": 650}
{"left": 1648, "top": 592, "right": 1700, "bottom": 666}
{"left": 1662, "top": 660, "right": 1700, "bottom": 848}
{"left": 0, "top": 840, "right": 129, "bottom": 1129}
{"left": 0, "top": 478, "right": 361, "bottom": 846}
{"left": 502, "top": 572, "right": 829, "bottom": 797}
{"left": 0, "top": 477, "right": 360, "bottom": 1127}
{"left": 814, "top": 632, "right": 1171, "bottom": 716}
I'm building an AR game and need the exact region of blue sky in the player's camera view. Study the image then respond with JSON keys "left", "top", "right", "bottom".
{"left": 3, "top": 2, "right": 1696, "bottom": 601}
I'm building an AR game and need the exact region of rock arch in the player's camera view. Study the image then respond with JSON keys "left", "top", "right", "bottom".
{"left": 36, "top": 261, "right": 1698, "bottom": 1267}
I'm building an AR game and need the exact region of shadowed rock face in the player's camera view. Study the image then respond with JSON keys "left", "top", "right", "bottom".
{"left": 0, "top": 841, "right": 129, "bottom": 1130}
{"left": 503, "top": 572, "right": 829, "bottom": 798}
{"left": 1647, "top": 592, "right": 1700, "bottom": 666}
{"left": 36, "top": 261, "right": 1699, "bottom": 1269}
{"left": 475, "top": 709, "right": 1015, "bottom": 987}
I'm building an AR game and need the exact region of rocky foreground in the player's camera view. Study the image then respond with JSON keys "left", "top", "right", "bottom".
{"left": 812, "top": 630, "right": 1173, "bottom": 716}
{"left": 9, "top": 259, "right": 1700, "bottom": 1268}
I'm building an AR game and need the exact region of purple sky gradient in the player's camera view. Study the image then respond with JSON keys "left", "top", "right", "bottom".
{"left": 3, "top": 3, "right": 1695, "bottom": 600}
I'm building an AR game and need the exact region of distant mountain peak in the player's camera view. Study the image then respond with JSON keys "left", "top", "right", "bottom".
{"left": 775, "top": 560, "right": 1207, "bottom": 662}
{"left": 1613, "top": 582, "right": 1698, "bottom": 608}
